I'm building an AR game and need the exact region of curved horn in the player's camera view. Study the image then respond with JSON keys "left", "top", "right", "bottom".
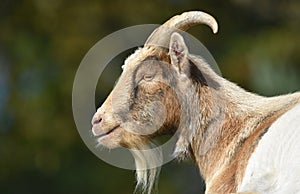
{"left": 145, "top": 11, "right": 218, "bottom": 47}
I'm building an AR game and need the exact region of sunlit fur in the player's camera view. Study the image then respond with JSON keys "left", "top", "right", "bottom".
{"left": 237, "top": 103, "right": 300, "bottom": 193}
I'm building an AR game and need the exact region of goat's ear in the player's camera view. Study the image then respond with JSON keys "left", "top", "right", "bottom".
{"left": 169, "top": 32, "right": 188, "bottom": 73}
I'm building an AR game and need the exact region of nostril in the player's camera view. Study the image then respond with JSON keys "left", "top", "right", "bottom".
{"left": 92, "top": 116, "right": 103, "bottom": 125}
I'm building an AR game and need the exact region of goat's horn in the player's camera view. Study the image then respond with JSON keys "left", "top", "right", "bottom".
{"left": 145, "top": 11, "right": 218, "bottom": 47}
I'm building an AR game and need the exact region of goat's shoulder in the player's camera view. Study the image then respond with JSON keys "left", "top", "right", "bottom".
{"left": 238, "top": 102, "right": 300, "bottom": 193}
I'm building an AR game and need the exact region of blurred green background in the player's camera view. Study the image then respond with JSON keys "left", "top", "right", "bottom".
{"left": 1, "top": 0, "right": 299, "bottom": 194}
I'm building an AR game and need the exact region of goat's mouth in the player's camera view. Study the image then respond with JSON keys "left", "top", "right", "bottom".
{"left": 94, "top": 125, "right": 120, "bottom": 140}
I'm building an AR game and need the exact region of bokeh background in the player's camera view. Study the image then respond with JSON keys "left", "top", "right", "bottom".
{"left": 1, "top": 0, "right": 300, "bottom": 194}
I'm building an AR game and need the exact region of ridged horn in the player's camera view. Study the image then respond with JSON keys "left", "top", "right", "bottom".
{"left": 145, "top": 11, "right": 218, "bottom": 47}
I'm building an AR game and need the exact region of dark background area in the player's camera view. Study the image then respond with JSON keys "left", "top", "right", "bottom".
{"left": 1, "top": 0, "right": 300, "bottom": 194}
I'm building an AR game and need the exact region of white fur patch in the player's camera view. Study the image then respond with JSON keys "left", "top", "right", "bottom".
{"left": 238, "top": 103, "right": 300, "bottom": 193}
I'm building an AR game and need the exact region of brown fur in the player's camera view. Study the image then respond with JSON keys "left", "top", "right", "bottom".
{"left": 205, "top": 106, "right": 292, "bottom": 193}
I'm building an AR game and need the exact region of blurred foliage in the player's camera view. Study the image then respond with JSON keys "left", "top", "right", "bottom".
{"left": 0, "top": 0, "right": 299, "bottom": 194}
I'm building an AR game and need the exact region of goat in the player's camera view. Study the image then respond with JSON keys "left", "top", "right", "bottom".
{"left": 91, "top": 11, "right": 300, "bottom": 194}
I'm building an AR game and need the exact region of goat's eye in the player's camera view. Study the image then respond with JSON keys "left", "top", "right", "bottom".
{"left": 143, "top": 74, "right": 154, "bottom": 81}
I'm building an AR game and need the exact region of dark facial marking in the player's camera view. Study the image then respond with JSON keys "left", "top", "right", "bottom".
{"left": 129, "top": 55, "right": 163, "bottom": 110}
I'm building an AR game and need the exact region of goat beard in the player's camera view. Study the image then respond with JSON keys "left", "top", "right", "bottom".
{"left": 130, "top": 142, "right": 162, "bottom": 194}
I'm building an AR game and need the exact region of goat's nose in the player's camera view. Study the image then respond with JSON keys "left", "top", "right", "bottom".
{"left": 92, "top": 115, "right": 103, "bottom": 125}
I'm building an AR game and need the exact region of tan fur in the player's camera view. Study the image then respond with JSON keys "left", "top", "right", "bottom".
{"left": 205, "top": 105, "right": 291, "bottom": 193}
{"left": 193, "top": 92, "right": 300, "bottom": 193}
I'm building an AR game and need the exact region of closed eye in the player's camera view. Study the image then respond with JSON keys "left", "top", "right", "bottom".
{"left": 143, "top": 74, "right": 154, "bottom": 81}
